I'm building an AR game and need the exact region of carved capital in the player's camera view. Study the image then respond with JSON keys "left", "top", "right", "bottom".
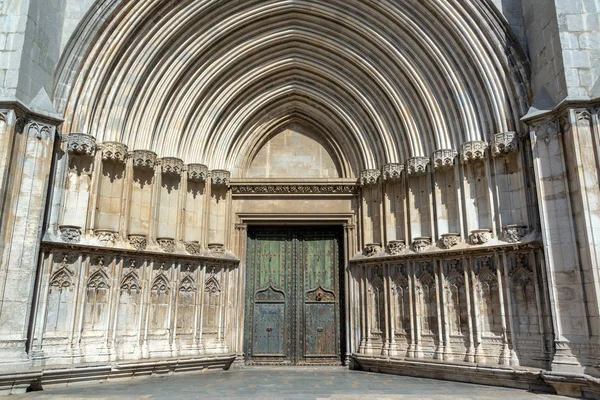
{"left": 382, "top": 163, "right": 404, "bottom": 181}
{"left": 211, "top": 170, "right": 231, "bottom": 187}
{"left": 491, "top": 132, "right": 519, "bottom": 157}
{"left": 101, "top": 142, "right": 128, "bottom": 163}
{"left": 406, "top": 157, "right": 430, "bottom": 177}
{"left": 187, "top": 164, "right": 209, "bottom": 182}
{"left": 235, "top": 223, "right": 248, "bottom": 232}
{"left": 502, "top": 225, "right": 528, "bottom": 243}
{"left": 128, "top": 235, "right": 147, "bottom": 251}
{"left": 95, "top": 230, "right": 117, "bottom": 246}
{"left": 185, "top": 241, "right": 202, "bottom": 255}
{"left": 460, "top": 141, "right": 488, "bottom": 163}
{"left": 440, "top": 233, "right": 460, "bottom": 249}
{"left": 387, "top": 240, "right": 407, "bottom": 255}
{"left": 67, "top": 133, "right": 96, "bottom": 156}
{"left": 359, "top": 169, "right": 381, "bottom": 186}
{"left": 363, "top": 243, "right": 382, "bottom": 257}
{"left": 130, "top": 150, "right": 157, "bottom": 170}
{"left": 208, "top": 243, "right": 226, "bottom": 257}
{"left": 59, "top": 225, "right": 81, "bottom": 243}
{"left": 412, "top": 237, "right": 431, "bottom": 253}
{"left": 469, "top": 229, "right": 491, "bottom": 245}
{"left": 157, "top": 238, "right": 175, "bottom": 253}
{"left": 160, "top": 157, "right": 184, "bottom": 176}
{"left": 433, "top": 149, "right": 457, "bottom": 170}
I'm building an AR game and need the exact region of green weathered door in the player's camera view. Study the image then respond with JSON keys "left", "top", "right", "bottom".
{"left": 244, "top": 227, "right": 343, "bottom": 365}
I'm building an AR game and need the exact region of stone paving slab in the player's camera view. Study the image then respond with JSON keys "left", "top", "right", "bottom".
{"left": 12, "top": 367, "right": 572, "bottom": 400}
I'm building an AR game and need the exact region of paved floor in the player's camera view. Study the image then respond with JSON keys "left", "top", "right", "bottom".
{"left": 14, "top": 367, "right": 570, "bottom": 400}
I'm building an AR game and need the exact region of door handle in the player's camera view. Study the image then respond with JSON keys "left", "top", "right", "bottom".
{"left": 317, "top": 327, "right": 324, "bottom": 333}
{"left": 266, "top": 327, "right": 273, "bottom": 332}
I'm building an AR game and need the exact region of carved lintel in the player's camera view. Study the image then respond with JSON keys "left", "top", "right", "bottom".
{"left": 382, "top": 163, "right": 404, "bottom": 182}
{"left": 491, "top": 132, "right": 519, "bottom": 157}
{"left": 101, "top": 142, "right": 128, "bottom": 163}
{"left": 59, "top": 225, "right": 81, "bottom": 243}
{"left": 160, "top": 157, "right": 184, "bottom": 176}
{"left": 157, "top": 238, "right": 175, "bottom": 253}
{"left": 502, "top": 225, "right": 528, "bottom": 243}
{"left": 406, "top": 157, "right": 430, "bottom": 177}
{"left": 460, "top": 141, "right": 488, "bottom": 164}
{"left": 387, "top": 240, "right": 407, "bottom": 255}
{"left": 185, "top": 241, "right": 202, "bottom": 255}
{"left": 359, "top": 169, "right": 381, "bottom": 186}
{"left": 440, "top": 233, "right": 460, "bottom": 249}
{"left": 469, "top": 229, "right": 491, "bottom": 245}
{"left": 433, "top": 149, "right": 458, "bottom": 170}
{"left": 412, "top": 237, "right": 431, "bottom": 253}
{"left": 187, "top": 164, "right": 209, "bottom": 182}
{"left": 67, "top": 133, "right": 96, "bottom": 156}
{"left": 128, "top": 235, "right": 147, "bottom": 251}
{"left": 211, "top": 170, "right": 231, "bottom": 187}
{"left": 208, "top": 243, "right": 225, "bottom": 257}
{"left": 95, "top": 230, "right": 117, "bottom": 246}
{"left": 363, "top": 243, "right": 382, "bottom": 257}
{"left": 130, "top": 150, "right": 157, "bottom": 170}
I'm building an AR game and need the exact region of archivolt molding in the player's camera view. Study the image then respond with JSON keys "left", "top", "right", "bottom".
{"left": 55, "top": 0, "right": 530, "bottom": 176}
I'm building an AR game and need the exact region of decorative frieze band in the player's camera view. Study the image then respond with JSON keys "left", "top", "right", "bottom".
{"left": 406, "top": 157, "right": 430, "bottom": 177}
{"left": 461, "top": 141, "right": 488, "bottom": 163}
{"left": 101, "top": 142, "right": 128, "bottom": 163}
{"left": 130, "top": 150, "right": 157, "bottom": 170}
{"left": 382, "top": 163, "right": 404, "bottom": 181}
{"left": 360, "top": 169, "right": 381, "bottom": 186}
{"left": 187, "top": 164, "right": 209, "bottom": 182}
{"left": 231, "top": 184, "right": 357, "bottom": 194}
{"left": 211, "top": 170, "right": 231, "bottom": 187}
{"left": 491, "top": 132, "right": 519, "bottom": 157}
{"left": 67, "top": 133, "right": 96, "bottom": 156}
{"left": 433, "top": 149, "right": 457, "bottom": 170}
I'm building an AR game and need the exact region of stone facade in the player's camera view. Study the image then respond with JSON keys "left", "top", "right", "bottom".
{"left": 0, "top": 0, "right": 599, "bottom": 398}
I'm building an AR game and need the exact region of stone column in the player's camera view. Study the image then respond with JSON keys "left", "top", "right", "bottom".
{"left": 406, "top": 157, "right": 432, "bottom": 252}
{"left": 0, "top": 113, "right": 59, "bottom": 368}
{"left": 433, "top": 150, "right": 461, "bottom": 249}
{"left": 382, "top": 163, "right": 407, "bottom": 255}
{"left": 207, "top": 170, "right": 230, "bottom": 256}
{"left": 359, "top": 169, "right": 383, "bottom": 256}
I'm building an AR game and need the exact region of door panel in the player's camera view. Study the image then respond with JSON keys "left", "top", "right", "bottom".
{"left": 245, "top": 226, "right": 342, "bottom": 365}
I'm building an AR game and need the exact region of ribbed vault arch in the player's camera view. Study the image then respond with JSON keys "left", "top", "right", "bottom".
{"left": 55, "top": 0, "right": 530, "bottom": 177}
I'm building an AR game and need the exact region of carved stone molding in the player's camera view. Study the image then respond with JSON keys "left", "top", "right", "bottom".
{"left": 26, "top": 121, "right": 52, "bottom": 140}
{"left": 460, "top": 141, "right": 488, "bottom": 163}
{"left": 363, "top": 243, "right": 382, "bottom": 257}
{"left": 59, "top": 225, "right": 81, "bottom": 243}
{"left": 406, "top": 157, "right": 430, "bottom": 177}
{"left": 95, "top": 230, "right": 117, "bottom": 246}
{"left": 128, "top": 235, "right": 147, "bottom": 251}
{"left": 382, "top": 163, "right": 404, "bottom": 182}
{"left": 231, "top": 185, "right": 357, "bottom": 194}
{"left": 67, "top": 133, "right": 96, "bottom": 156}
{"left": 491, "top": 132, "right": 519, "bottom": 157}
{"left": 157, "top": 238, "right": 175, "bottom": 253}
{"left": 187, "top": 164, "right": 209, "bottom": 182}
{"left": 469, "top": 229, "right": 491, "bottom": 245}
{"left": 208, "top": 243, "right": 225, "bottom": 257}
{"left": 440, "top": 233, "right": 460, "bottom": 249}
{"left": 387, "top": 240, "right": 407, "bottom": 255}
{"left": 412, "top": 237, "right": 431, "bottom": 253}
{"left": 160, "top": 157, "right": 184, "bottom": 176}
{"left": 359, "top": 169, "right": 381, "bottom": 186}
{"left": 502, "top": 225, "right": 528, "bottom": 243}
{"left": 211, "top": 170, "right": 231, "bottom": 187}
{"left": 184, "top": 241, "right": 202, "bottom": 255}
{"left": 433, "top": 149, "right": 457, "bottom": 170}
{"left": 532, "top": 119, "right": 559, "bottom": 140}
{"left": 130, "top": 150, "right": 157, "bottom": 170}
{"left": 101, "top": 142, "right": 128, "bottom": 163}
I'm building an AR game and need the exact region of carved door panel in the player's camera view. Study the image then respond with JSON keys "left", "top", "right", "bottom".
{"left": 245, "top": 227, "right": 342, "bottom": 365}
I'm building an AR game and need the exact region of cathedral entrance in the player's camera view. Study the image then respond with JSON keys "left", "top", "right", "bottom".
{"left": 244, "top": 226, "right": 345, "bottom": 365}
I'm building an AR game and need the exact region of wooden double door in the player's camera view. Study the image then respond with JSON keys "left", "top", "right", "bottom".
{"left": 244, "top": 226, "right": 344, "bottom": 365}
